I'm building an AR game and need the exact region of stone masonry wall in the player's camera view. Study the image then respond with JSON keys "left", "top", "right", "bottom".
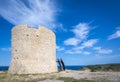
{"left": 8, "top": 24, "right": 57, "bottom": 74}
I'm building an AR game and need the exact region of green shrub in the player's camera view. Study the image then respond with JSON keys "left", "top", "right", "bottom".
{"left": 82, "top": 64, "right": 120, "bottom": 72}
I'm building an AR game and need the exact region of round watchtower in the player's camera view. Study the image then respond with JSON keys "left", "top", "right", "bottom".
{"left": 8, "top": 24, "right": 57, "bottom": 74}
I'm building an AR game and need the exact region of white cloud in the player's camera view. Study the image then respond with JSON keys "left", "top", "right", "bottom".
{"left": 67, "top": 39, "right": 98, "bottom": 51}
{"left": 64, "top": 23, "right": 91, "bottom": 46}
{"left": 94, "top": 47, "right": 112, "bottom": 54}
{"left": 72, "top": 23, "right": 90, "bottom": 40}
{"left": 56, "top": 45, "right": 65, "bottom": 51}
{"left": 65, "top": 49, "right": 82, "bottom": 54}
{"left": 83, "top": 51, "right": 91, "bottom": 55}
{"left": 64, "top": 38, "right": 79, "bottom": 46}
{"left": 72, "top": 46, "right": 84, "bottom": 51}
{"left": 93, "top": 47, "right": 101, "bottom": 50}
{"left": 0, "top": 47, "right": 11, "bottom": 51}
{"left": 55, "top": 24, "right": 67, "bottom": 32}
{"left": 81, "top": 39, "right": 98, "bottom": 48}
{"left": 64, "top": 23, "right": 98, "bottom": 55}
{"left": 65, "top": 45, "right": 84, "bottom": 54}
{"left": 65, "top": 50, "right": 74, "bottom": 54}
{"left": 65, "top": 45, "right": 91, "bottom": 55}
{"left": 64, "top": 39, "right": 97, "bottom": 54}
{"left": 65, "top": 48, "right": 91, "bottom": 55}
{"left": 108, "top": 29, "right": 120, "bottom": 40}
{"left": 0, "top": 0, "right": 58, "bottom": 29}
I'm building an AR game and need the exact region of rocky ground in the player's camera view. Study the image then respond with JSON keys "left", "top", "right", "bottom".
{"left": 0, "top": 70, "right": 120, "bottom": 82}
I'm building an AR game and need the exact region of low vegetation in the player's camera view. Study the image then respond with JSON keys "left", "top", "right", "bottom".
{"left": 82, "top": 63, "right": 120, "bottom": 72}
{"left": 0, "top": 64, "right": 120, "bottom": 82}
{"left": 58, "top": 77, "right": 96, "bottom": 82}
{"left": 0, "top": 71, "right": 109, "bottom": 82}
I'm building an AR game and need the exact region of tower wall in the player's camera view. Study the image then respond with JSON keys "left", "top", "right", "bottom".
{"left": 8, "top": 24, "right": 57, "bottom": 74}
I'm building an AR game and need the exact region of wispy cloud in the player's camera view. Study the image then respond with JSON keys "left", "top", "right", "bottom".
{"left": 64, "top": 23, "right": 91, "bottom": 46}
{"left": 64, "top": 38, "right": 79, "bottom": 46}
{"left": 64, "top": 23, "right": 98, "bottom": 55}
{"left": 0, "top": 0, "right": 58, "bottom": 29}
{"left": 81, "top": 39, "right": 98, "bottom": 48}
{"left": 64, "top": 39, "right": 98, "bottom": 55}
{"left": 65, "top": 49, "right": 82, "bottom": 54}
{"left": 93, "top": 47, "right": 112, "bottom": 54}
{"left": 56, "top": 45, "right": 65, "bottom": 51}
{"left": 83, "top": 51, "right": 91, "bottom": 55}
{"left": 65, "top": 47, "right": 91, "bottom": 55}
{"left": 65, "top": 45, "right": 84, "bottom": 54}
{"left": 72, "top": 23, "right": 90, "bottom": 40}
{"left": 108, "top": 28, "right": 120, "bottom": 40}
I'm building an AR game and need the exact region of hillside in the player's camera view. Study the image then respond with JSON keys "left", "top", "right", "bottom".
{"left": 83, "top": 63, "right": 120, "bottom": 72}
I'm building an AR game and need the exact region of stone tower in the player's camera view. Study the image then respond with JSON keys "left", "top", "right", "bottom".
{"left": 8, "top": 24, "right": 57, "bottom": 74}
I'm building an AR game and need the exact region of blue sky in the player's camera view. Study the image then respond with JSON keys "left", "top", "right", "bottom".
{"left": 0, "top": 0, "right": 120, "bottom": 66}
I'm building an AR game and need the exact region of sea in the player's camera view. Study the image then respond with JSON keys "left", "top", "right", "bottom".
{"left": 0, "top": 66, "right": 84, "bottom": 71}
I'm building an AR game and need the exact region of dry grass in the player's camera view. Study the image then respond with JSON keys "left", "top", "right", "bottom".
{"left": 0, "top": 70, "right": 120, "bottom": 82}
